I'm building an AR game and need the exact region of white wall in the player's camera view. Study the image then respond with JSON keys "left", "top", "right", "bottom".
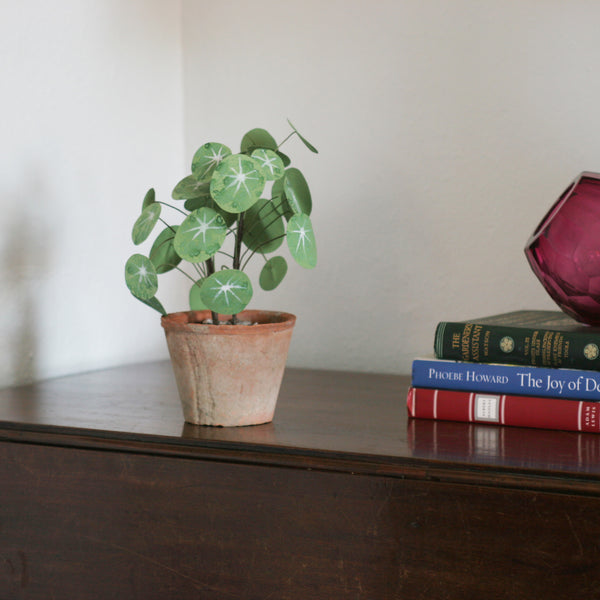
{"left": 4, "top": 1, "right": 600, "bottom": 386}
{"left": 0, "top": 1, "right": 184, "bottom": 386}
{"left": 182, "top": 0, "right": 600, "bottom": 374}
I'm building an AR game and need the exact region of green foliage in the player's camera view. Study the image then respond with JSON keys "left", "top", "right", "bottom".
{"left": 287, "top": 214, "right": 317, "bottom": 269}
{"left": 132, "top": 204, "right": 161, "bottom": 245}
{"left": 125, "top": 254, "right": 158, "bottom": 300}
{"left": 241, "top": 128, "right": 277, "bottom": 153}
{"left": 191, "top": 143, "right": 231, "bottom": 182}
{"left": 199, "top": 270, "right": 253, "bottom": 315}
{"left": 283, "top": 168, "right": 312, "bottom": 215}
{"left": 260, "top": 256, "right": 288, "bottom": 291}
{"left": 251, "top": 149, "right": 285, "bottom": 181}
{"left": 149, "top": 225, "right": 181, "bottom": 274}
{"left": 125, "top": 120, "right": 318, "bottom": 320}
{"left": 242, "top": 198, "right": 285, "bottom": 254}
{"left": 209, "top": 154, "right": 266, "bottom": 213}
{"left": 171, "top": 175, "right": 209, "bottom": 201}
{"left": 189, "top": 279, "right": 207, "bottom": 310}
{"left": 174, "top": 207, "right": 227, "bottom": 263}
{"left": 142, "top": 188, "right": 156, "bottom": 209}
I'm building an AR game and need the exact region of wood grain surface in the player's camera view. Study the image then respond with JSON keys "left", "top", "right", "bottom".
{"left": 1, "top": 363, "right": 599, "bottom": 598}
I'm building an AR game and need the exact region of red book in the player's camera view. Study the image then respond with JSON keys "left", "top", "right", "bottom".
{"left": 407, "top": 386, "right": 600, "bottom": 433}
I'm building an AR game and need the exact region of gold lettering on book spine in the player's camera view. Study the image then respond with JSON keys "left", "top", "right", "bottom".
{"left": 531, "top": 330, "right": 540, "bottom": 365}
{"left": 483, "top": 330, "right": 491, "bottom": 357}
{"left": 461, "top": 323, "right": 473, "bottom": 361}
{"left": 552, "top": 332, "right": 564, "bottom": 365}
{"left": 451, "top": 331, "right": 460, "bottom": 350}
{"left": 471, "top": 324, "right": 483, "bottom": 361}
{"left": 539, "top": 331, "right": 566, "bottom": 366}
{"left": 542, "top": 331, "right": 553, "bottom": 365}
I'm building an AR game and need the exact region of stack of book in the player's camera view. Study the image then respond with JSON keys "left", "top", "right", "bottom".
{"left": 407, "top": 310, "right": 600, "bottom": 433}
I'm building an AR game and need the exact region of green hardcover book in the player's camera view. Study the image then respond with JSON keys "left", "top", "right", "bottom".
{"left": 434, "top": 310, "right": 600, "bottom": 371}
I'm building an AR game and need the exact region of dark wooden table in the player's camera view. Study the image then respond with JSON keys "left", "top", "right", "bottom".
{"left": 1, "top": 362, "right": 600, "bottom": 599}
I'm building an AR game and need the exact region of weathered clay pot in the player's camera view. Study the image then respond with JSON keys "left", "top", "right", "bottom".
{"left": 161, "top": 310, "right": 296, "bottom": 427}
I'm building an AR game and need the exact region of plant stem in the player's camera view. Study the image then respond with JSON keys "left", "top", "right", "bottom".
{"left": 277, "top": 130, "right": 296, "bottom": 149}
{"left": 240, "top": 233, "right": 287, "bottom": 270}
{"left": 172, "top": 265, "right": 200, "bottom": 284}
{"left": 157, "top": 201, "right": 189, "bottom": 217}
{"left": 158, "top": 218, "right": 178, "bottom": 234}
{"left": 230, "top": 212, "right": 246, "bottom": 325}
{"left": 233, "top": 212, "right": 245, "bottom": 271}
{"left": 192, "top": 262, "right": 206, "bottom": 279}
{"left": 206, "top": 257, "right": 219, "bottom": 324}
{"left": 243, "top": 203, "right": 281, "bottom": 239}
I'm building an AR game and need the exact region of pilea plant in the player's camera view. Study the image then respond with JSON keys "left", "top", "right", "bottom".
{"left": 125, "top": 120, "right": 318, "bottom": 324}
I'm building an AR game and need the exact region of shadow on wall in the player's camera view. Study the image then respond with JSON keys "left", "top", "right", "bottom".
{"left": 0, "top": 195, "right": 51, "bottom": 387}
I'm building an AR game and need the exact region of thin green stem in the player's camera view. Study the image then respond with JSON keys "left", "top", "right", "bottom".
{"left": 239, "top": 208, "right": 286, "bottom": 263}
{"left": 230, "top": 212, "right": 247, "bottom": 325}
{"left": 233, "top": 213, "right": 245, "bottom": 270}
{"left": 157, "top": 201, "right": 189, "bottom": 217}
{"left": 240, "top": 233, "right": 287, "bottom": 271}
{"left": 205, "top": 258, "right": 219, "bottom": 323}
{"left": 191, "top": 261, "right": 206, "bottom": 279}
{"left": 158, "top": 218, "right": 178, "bottom": 234}
{"left": 277, "top": 130, "right": 296, "bottom": 150}
{"left": 170, "top": 265, "right": 200, "bottom": 284}
{"left": 243, "top": 204, "right": 281, "bottom": 238}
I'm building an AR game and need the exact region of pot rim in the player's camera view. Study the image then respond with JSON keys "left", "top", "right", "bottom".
{"left": 161, "top": 309, "right": 296, "bottom": 335}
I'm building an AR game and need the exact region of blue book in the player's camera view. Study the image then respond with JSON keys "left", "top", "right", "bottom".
{"left": 411, "top": 357, "right": 600, "bottom": 402}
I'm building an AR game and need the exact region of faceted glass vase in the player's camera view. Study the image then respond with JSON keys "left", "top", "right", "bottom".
{"left": 525, "top": 172, "right": 600, "bottom": 325}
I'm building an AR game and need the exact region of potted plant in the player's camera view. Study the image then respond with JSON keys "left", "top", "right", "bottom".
{"left": 125, "top": 120, "right": 318, "bottom": 426}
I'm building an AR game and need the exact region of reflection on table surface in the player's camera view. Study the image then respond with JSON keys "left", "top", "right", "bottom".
{"left": 407, "top": 416, "right": 600, "bottom": 475}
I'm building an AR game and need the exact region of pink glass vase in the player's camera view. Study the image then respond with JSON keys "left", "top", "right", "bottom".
{"left": 525, "top": 172, "right": 600, "bottom": 325}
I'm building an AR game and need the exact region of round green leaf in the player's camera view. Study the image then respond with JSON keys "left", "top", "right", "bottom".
{"left": 259, "top": 256, "right": 288, "bottom": 291}
{"left": 242, "top": 198, "right": 285, "bottom": 253}
{"left": 210, "top": 154, "right": 265, "bottom": 213}
{"left": 174, "top": 207, "right": 227, "bottom": 263}
{"left": 142, "top": 188, "right": 155, "bottom": 209}
{"left": 189, "top": 279, "right": 207, "bottom": 310}
{"left": 184, "top": 196, "right": 237, "bottom": 227}
{"left": 149, "top": 226, "right": 181, "bottom": 274}
{"left": 132, "top": 203, "right": 161, "bottom": 245}
{"left": 287, "top": 119, "right": 319, "bottom": 153}
{"left": 241, "top": 128, "right": 277, "bottom": 154}
{"left": 172, "top": 175, "right": 211, "bottom": 200}
{"left": 125, "top": 254, "right": 158, "bottom": 300}
{"left": 200, "top": 270, "right": 253, "bottom": 315}
{"left": 287, "top": 214, "right": 317, "bottom": 269}
{"left": 191, "top": 143, "right": 231, "bottom": 182}
{"left": 283, "top": 168, "right": 312, "bottom": 215}
{"left": 251, "top": 149, "right": 285, "bottom": 181}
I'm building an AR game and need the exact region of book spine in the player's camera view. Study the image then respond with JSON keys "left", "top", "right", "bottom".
{"left": 411, "top": 358, "right": 600, "bottom": 401}
{"left": 407, "top": 386, "right": 600, "bottom": 432}
{"left": 434, "top": 321, "right": 600, "bottom": 371}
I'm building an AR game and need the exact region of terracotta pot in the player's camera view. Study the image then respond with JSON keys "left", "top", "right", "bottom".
{"left": 161, "top": 310, "right": 296, "bottom": 427}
